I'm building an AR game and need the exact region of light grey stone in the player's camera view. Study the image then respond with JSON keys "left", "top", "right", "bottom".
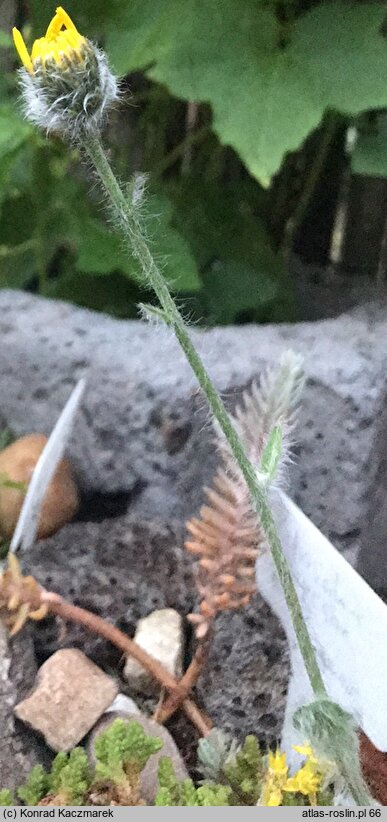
{"left": 257, "top": 490, "right": 387, "bottom": 766}
{"left": 0, "top": 291, "right": 386, "bottom": 570}
{"left": 88, "top": 711, "right": 189, "bottom": 804}
{"left": 123, "top": 608, "right": 184, "bottom": 694}
{"left": 1, "top": 291, "right": 387, "bottom": 744}
{"left": 106, "top": 694, "right": 140, "bottom": 715}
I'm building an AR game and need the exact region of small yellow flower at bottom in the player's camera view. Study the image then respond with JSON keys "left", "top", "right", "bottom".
{"left": 259, "top": 750, "right": 289, "bottom": 806}
{"left": 268, "top": 749, "right": 288, "bottom": 778}
{"left": 263, "top": 785, "right": 284, "bottom": 807}
{"left": 285, "top": 763, "right": 321, "bottom": 801}
{"left": 284, "top": 744, "right": 324, "bottom": 805}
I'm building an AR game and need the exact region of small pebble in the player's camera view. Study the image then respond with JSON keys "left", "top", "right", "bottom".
{"left": 124, "top": 608, "right": 184, "bottom": 695}
{"left": 0, "top": 434, "right": 79, "bottom": 539}
{"left": 105, "top": 693, "right": 141, "bottom": 715}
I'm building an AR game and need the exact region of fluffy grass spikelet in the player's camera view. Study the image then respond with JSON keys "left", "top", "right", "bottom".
{"left": 220, "top": 350, "right": 304, "bottom": 485}
{"left": 186, "top": 351, "right": 304, "bottom": 637}
{"left": 186, "top": 468, "right": 262, "bottom": 637}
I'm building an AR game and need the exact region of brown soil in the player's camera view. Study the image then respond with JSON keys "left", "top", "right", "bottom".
{"left": 359, "top": 731, "right": 387, "bottom": 805}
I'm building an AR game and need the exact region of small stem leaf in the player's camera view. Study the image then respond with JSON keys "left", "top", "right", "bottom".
{"left": 259, "top": 425, "right": 283, "bottom": 485}
{"left": 138, "top": 302, "right": 170, "bottom": 325}
{"left": 294, "top": 699, "right": 374, "bottom": 806}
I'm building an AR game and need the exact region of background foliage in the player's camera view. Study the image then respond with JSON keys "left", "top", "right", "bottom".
{"left": 1, "top": 0, "right": 387, "bottom": 324}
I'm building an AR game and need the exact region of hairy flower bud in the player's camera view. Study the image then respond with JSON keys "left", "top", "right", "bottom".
{"left": 13, "top": 7, "right": 118, "bottom": 140}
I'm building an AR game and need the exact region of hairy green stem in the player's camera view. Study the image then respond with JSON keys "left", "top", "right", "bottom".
{"left": 82, "top": 132, "right": 326, "bottom": 699}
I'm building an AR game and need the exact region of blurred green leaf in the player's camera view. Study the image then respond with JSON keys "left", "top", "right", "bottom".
{"left": 74, "top": 193, "right": 200, "bottom": 291}
{"left": 201, "top": 260, "right": 279, "bottom": 325}
{"left": 351, "top": 114, "right": 387, "bottom": 178}
{"left": 0, "top": 105, "right": 31, "bottom": 157}
{"left": 44, "top": 270, "right": 145, "bottom": 318}
{"left": 0, "top": 32, "right": 12, "bottom": 49}
{"left": 106, "top": 1, "right": 387, "bottom": 186}
{"left": 28, "top": 0, "right": 119, "bottom": 37}
{"left": 76, "top": 218, "right": 122, "bottom": 275}
{"left": 165, "top": 175, "right": 288, "bottom": 322}
{"left": 0, "top": 239, "right": 36, "bottom": 289}
{"left": 145, "top": 193, "right": 200, "bottom": 291}
{"left": 6, "top": 0, "right": 383, "bottom": 321}
{"left": 0, "top": 105, "right": 32, "bottom": 200}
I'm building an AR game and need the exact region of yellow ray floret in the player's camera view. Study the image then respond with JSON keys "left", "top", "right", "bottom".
{"left": 13, "top": 6, "right": 85, "bottom": 74}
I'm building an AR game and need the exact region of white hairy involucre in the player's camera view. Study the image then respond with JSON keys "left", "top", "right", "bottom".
{"left": 18, "top": 41, "right": 119, "bottom": 140}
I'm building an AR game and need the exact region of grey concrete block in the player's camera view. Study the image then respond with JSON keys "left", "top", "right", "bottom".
{"left": 0, "top": 291, "right": 386, "bottom": 743}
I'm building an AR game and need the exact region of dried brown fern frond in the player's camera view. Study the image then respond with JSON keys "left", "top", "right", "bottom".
{"left": 186, "top": 352, "right": 304, "bottom": 638}
{"left": 186, "top": 468, "right": 263, "bottom": 638}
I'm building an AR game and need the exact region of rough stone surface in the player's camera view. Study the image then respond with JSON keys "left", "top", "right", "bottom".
{"left": 123, "top": 609, "right": 184, "bottom": 694}
{"left": 0, "top": 624, "right": 44, "bottom": 792}
{"left": 27, "top": 515, "right": 289, "bottom": 744}
{"left": 1, "top": 291, "right": 387, "bottom": 743}
{"left": 14, "top": 649, "right": 119, "bottom": 751}
{"left": 1, "top": 291, "right": 386, "bottom": 565}
{"left": 88, "top": 712, "right": 188, "bottom": 804}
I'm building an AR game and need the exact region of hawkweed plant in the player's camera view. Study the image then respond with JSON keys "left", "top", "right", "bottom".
{"left": 12, "top": 8, "right": 371, "bottom": 805}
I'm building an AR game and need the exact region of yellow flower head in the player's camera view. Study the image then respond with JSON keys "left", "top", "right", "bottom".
{"left": 285, "top": 762, "right": 321, "bottom": 802}
{"left": 259, "top": 750, "right": 289, "bottom": 806}
{"left": 259, "top": 743, "right": 334, "bottom": 806}
{"left": 12, "top": 7, "right": 118, "bottom": 139}
{"left": 268, "top": 750, "right": 288, "bottom": 778}
{"left": 13, "top": 7, "right": 85, "bottom": 74}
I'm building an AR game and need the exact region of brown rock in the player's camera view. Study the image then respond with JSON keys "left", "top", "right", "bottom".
{"left": 0, "top": 434, "right": 79, "bottom": 539}
{"left": 359, "top": 730, "right": 387, "bottom": 805}
{"left": 14, "top": 649, "right": 118, "bottom": 751}
{"left": 88, "top": 712, "right": 189, "bottom": 804}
